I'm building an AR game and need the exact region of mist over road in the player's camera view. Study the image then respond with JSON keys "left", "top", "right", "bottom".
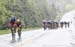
{"left": 0, "top": 11, "right": 75, "bottom": 47}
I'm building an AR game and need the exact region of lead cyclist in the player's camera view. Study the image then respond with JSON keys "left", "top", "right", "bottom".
{"left": 8, "top": 16, "right": 16, "bottom": 43}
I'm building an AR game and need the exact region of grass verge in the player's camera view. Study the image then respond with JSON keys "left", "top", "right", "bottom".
{"left": 0, "top": 27, "right": 41, "bottom": 35}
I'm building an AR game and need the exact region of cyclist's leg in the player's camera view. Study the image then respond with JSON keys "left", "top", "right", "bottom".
{"left": 11, "top": 27, "right": 15, "bottom": 41}
{"left": 14, "top": 25, "right": 16, "bottom": 33}
{"left": 17, "top": 27, "right": 22, "bottom": 39}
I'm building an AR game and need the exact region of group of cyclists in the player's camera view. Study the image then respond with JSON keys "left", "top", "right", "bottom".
{"left": 8, "top": 16, "right": 70, "bottom": 42}
{"left": 42, "top": 20, "right": 70, "bottom": 30}
{"left": 8, "top": 16, "right": 22, "bottom": 42}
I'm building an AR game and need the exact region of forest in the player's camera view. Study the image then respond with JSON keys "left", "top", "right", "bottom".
{"left": 0, "top": 0, "right": 75, "bottom": 29}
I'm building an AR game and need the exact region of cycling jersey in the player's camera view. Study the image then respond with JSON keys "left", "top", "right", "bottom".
{"left": 16, "top": 19, "right": 22, "bottom": 27}
{"left": 9, "top": 16, "right": 16, "bottom": 27}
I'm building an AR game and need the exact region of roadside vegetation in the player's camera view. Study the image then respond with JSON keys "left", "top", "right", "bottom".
{"left": 0, "top": 0, "right": 75, "bottom": 34}
{"left": 0, "top": 27, "right": 41, "bottom": 35}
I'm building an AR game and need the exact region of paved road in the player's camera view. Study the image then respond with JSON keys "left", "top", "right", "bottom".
{"left": 0, "top": 28, "right": 73, "bottom": 47}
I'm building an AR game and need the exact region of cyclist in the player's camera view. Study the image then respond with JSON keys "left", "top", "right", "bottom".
{"left": 42, "top": 20, "right": 47, "bottom": 30}
{"left": 60, "top": 22, "right": 64, "bottom": 28}
{"left": 9, "top": 16, "right": 16, "bottom": 42}
{"left": 67, "top": 22, "right": 70, "bottom": 28}
{"left": 16, "top": 18, "right": 22, "bottom": 40}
